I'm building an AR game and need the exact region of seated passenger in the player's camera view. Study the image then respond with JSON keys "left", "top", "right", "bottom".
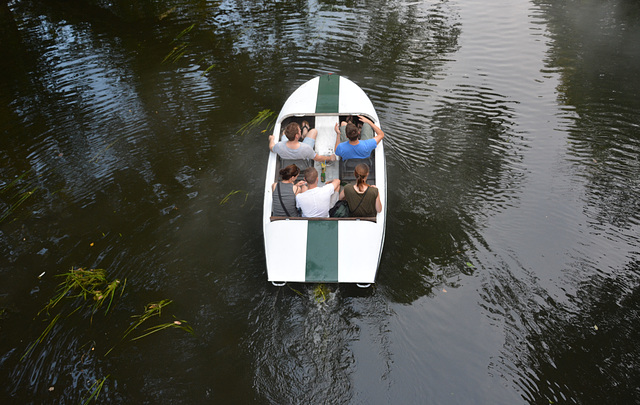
{"left": 272, "top": 164, "right": 303, "bottom": 217}
{"left": 268, "top": 121, "right": 335, "bottom": 165}
{"left": 339, "top": 163, "right": 382, "bottom": 217}
{"left": 296, "top": 167, "right": 341, "bottom": 218}
{"left": 334, "top": 115, "right": 384, "bottom": 160}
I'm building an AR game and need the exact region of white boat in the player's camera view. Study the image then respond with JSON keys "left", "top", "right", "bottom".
{"left": 263, "top": 74, "right": 386, "bottom": 286}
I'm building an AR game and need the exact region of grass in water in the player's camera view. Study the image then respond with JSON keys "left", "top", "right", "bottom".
{"left": 162, "top": 23, "right": 195, "bottom": 64}
{"left": 0, "top": 170, "right": 39, "bottom": 224}
{"left": 39, "top": 268, "right": 126, "bottom": 318}
{"left": 106, "top": 300, "right": 194, "bottom": 356}
{"left": 200, "top": 63, "right": 216, "bottom": 77}
{"left": 82, "top": 375, "right": 109, "bottom": 405}
{"left": 288, "top": 286, "right": 304, "bottom": 297}
{"left": 237, "top": 109, "right": 276, "bottom": 136}
{"left": 314, "top": 284, "right": 330, "bottom": 303}
{"left": 220, "top": 190, "right": 248, "bottom": 206}
{"left": 288, "top": 285, "right": 331, "bottom": 303}
{"left": 21, "top": 313, "right": 61, "bottom": 361}
{"left": 23, "top": 268, "right": 125, "bottom": 361}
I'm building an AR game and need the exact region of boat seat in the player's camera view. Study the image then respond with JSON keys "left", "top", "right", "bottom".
{"left": 279, "top": 157, "right": 313, "bottom": 173}
{"left": 270, "top": 216, "right": 377, "bottom": 223}
{"left": 339, "top": 153, "right": 375, "bottom": 184}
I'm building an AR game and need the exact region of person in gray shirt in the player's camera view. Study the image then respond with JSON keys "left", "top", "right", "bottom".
{"left": 268, "top": 121, "right": 335, "bottom": 165}
{"left": 271, "top": 164, "right": 303, "bottom": 217}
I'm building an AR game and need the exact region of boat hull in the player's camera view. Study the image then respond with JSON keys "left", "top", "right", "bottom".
{"left": 263, "top": 75, "right": 386, "bottom": 284}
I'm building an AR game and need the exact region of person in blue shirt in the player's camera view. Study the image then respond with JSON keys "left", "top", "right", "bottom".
{"left": 333, "top": 115, "right": 384, "bottom": 160}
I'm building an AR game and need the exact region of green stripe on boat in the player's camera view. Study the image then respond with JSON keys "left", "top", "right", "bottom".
{"left": 305, "top": 221, "right": 339, "bottom": 282}
{"left": 315, "top": 74, "right": 340, "bottom": 113}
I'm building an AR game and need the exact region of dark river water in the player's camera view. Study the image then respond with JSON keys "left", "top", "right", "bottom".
{"left": 2, "top": 0, "right": 640, "bottom": 403}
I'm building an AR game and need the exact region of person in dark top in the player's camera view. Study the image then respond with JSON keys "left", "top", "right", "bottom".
{"left": 339, "top": 163, "right": 382, "bottom": 217}
{"left": 271, "top": 164, "right": 304, "bottom": 217}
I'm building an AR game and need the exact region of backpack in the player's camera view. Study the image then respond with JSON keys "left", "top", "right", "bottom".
{"left": 329, "top": 200, "right": 349, "bottom": 218}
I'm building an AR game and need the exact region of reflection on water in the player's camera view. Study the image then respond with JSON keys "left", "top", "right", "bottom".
{"left": 2, "top": 0, "right": 640, "bottom": 403}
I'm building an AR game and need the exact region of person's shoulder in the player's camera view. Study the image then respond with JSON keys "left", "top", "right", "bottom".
{"left": 322, "top": 183, "right": 335, "bottom": 193}
{"left": 341, "top": 184, "right": 353, "bottom": 197}
{"left": 272, "top": 141, "right": 285, "bottom": 152}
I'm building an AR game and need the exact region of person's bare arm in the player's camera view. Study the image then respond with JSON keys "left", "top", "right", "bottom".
{"left": 313, "top": 153, "right": 336, "bottom": 162}
{"left": 295, "top": 182, "right": 308, "bottom": 194}
{"left": 334, "top": 123, "right": 342, "bottom": 151}
{"left": 330, "top": 178, "right": 341, "bottom": 192}
{"left": 359, "top": 115, "right": 384, "bottom": 144}
{"left": 268, "top": 134, "right": 277, "bottom": 152}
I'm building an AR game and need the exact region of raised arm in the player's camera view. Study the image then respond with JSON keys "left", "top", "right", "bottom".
{"left": 268, "top": 134, "right": 277, "bottom": 152}
{"left": 334, "top": 122, "right": 342, "bottom": 151}
{"left": 359, "top": 115, "right": 384, "bottom": 144}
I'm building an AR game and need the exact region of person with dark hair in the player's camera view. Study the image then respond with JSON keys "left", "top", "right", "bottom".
{"left": 271, "top": 164, "right": 303, "bottom": 217}
{"left": 268, "top": 121, "right": 335, "bottom": 164}
{"left": 333, "top": 115, "right": 384, "bottom": 160}
{"left": 339, "top": 163, "right": 382, "bottom": 217}
{"left": 295, "top": 167, "right": 341, "bottom": 218}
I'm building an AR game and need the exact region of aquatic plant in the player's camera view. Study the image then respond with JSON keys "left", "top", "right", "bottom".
{"left": 0, "top": 170, "right": 39, "bottom": 224}
{"left": 173, "top": 23, "right": 195, "bottom": 42}
{"left": 313, "top": 284, "right": 330, "bottom": 303}
{"left": 288, "top": 286, "right": 304, "bottom": 297}
{"left": 236, "top": 109, "right": 276, "bottom": 136}
{"left": 82, "top": 375, "right": 109, "bottom": 405}
{"left": 21, "top": 268, "right": 126, "bottom": 361}
{"left": 21, "top": 313, "right": 61, "bottom": 361}
{"left": 200, "top": 63, "right": 216, "bottom": 77}
{"left": 162, "top": 42, "right": 189, "bottom": 64}
{"left": 287, "top": 284, "right": 331, "bottom": 303}
{"left": 106, "top": 300, "right": 194, "bottom": 356}
{"left": 89, "top": 138, "right": 121, "bottom": 163}
{"left": 162, "top": 23, "right": 195, "bottom": 64}
{"left": 39, "top": 268, "right": 126, "bottom": 318}
{"left": 219, "top": 190, "right": 248, "bottom": 206}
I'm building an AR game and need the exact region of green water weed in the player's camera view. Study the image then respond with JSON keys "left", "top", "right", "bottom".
{"left": 313, "top": 284, "right": 330, "bottom": 303}
{"left": 0, "top": 170, "right": 39, "bottom": 224}
{"left": 237, "top": 109, "right": 276, "bottom": 136}
{"left": 21, "top": 313, "right": 61, "bottom": 361}
{"left": 39, "top": 268, "right": 125, "bottom": 317}
{"left": 82, "top": 375, "right": 109, "bottom": 405}
{"left": 106, "top": 300, "right": 193, "bottom": 356}
{"left": 220, "top": 190, "right": 248, "bottom": 206}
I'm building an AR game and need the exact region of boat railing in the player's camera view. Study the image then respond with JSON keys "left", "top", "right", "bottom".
{"left": 270, "top": 216, "right": 377, "bottom": 223}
